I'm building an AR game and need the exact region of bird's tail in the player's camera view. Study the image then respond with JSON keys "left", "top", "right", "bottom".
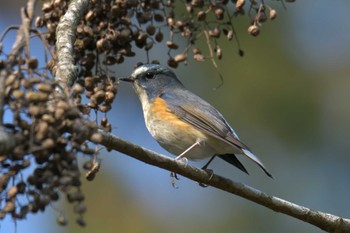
{"left": 242, "top": 149, "right": 274, "bottom": 179}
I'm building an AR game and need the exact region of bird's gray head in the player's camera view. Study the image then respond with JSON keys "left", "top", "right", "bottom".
{"left": 121, "top": 64, "right": 184, "bottom": 100}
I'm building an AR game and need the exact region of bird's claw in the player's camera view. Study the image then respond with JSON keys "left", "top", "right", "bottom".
{"left": 198, "top": 168, "right": 214, "bottom": 188}
{"left": 170, "top": 172, "right": 180, "bottom": 189}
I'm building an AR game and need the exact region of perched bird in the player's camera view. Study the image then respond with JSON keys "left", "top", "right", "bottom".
{"left": 120, "top": 64, "right": 272, "bottom": 178}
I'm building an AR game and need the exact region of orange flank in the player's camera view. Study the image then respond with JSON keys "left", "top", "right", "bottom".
{"left": 149, "top": 97, "right": 203, "bottom": 137}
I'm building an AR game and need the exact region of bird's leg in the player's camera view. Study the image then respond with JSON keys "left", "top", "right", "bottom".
{"left": 198, "top": 155, "right": 217, "bottom": 188}
{"left": 175, "top": 139, "right": 202, "bottom": 161}
{"left": 171, "top": 139, "right": 202, "bottom": 188}
{"left": 201, "top": 155, "right": 217, "bottom": 170}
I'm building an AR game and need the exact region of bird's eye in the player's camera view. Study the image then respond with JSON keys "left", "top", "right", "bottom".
{"left": 145, "top": 72, "right": 154, "bottom": 79}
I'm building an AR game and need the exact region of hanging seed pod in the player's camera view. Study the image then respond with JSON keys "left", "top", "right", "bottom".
{"left": 35, "top": 17, "right": 44, "bottom": 28}
{"left": 25, "top": 91, "right": 48, "bottom": 103}
{"left": 154, "top": 13, "right": 164, "bottom": 22}
{"left": 258, "top": 10, "right": 267, "bottom": 23}
{"left": 85, "top": 10, "right": 95, "bottom": 21}
{"left": 166, "top": 41, "right": 179, "bottom": 49}
{"left": 269, "top": 9, "right": 277, "bottom": 20}
{"left": 74, "top": 203, "right": 87, "bottom": 214}
{"left": 7, "top": 186, "right": 18, "bottom": 199}
{"left": 84, "top": 76, "right": 95, "bottom": 91}
{"left": 91, "top": 90, "right": 105, "bottom": 104}
{"left": 27, "top": 57, "right": 38, "bottom": 69}
{"left": 145, "top": 41, "right": 153, "bottom": 51}
{"left": 56, "top": 215, "right": 68, "bottom": 226}
{"left": 42, "top": 138, "right": 55, "bottom": 149}
{"left": 236, "top": 0, "right": 245, "bottom": 10}
{"left": 146, "top": 24, "right": 156, "bottom": 35}
{"left": 167, "top": 58, "right": 178, "bottom": 68}
{"left": 197, "top": 11, "right": 206, "bottom": 21}
{"left": 174, "top": 54, "right": 187, "bottom": 63}
{"left": 3, "top": 200, "right": 15, "bottom": 213}
{"left": 99, "top": 103, "right": 111, "bottom": 113}
{"left": 209, "top": 27, "right": 221, "bottom": 38}
{"left": 214, "top": 6, "right": 225, "bottom": 20}
{"left": 76, "top": 217, "right": 86, "bottom": 227}
{"left": 215, "top": 45, "right": 222, "bottom": 60}
{"left": 193, "top": 53, "right": 205, "bottom": 62}
{"left": 37, "top": 83, "right": 53, "bottom": 93}
{"left": 73, "top": 83, "right": 84, "bottom": 95}
{"left": 225, "top": 30, "right": 233, "bottom": 41}
{"left": 155, "top": 30, "right": 164, "bottom": 42}
{"left": 248, "top": 24, "right": 260, "bottom": 36}
{"left": 42, "top": 2, "right": 53, "bottom": 12}
{"left": 105, "top": 91, "right": 115, "bottom": 103}
{"left": 12, "top": 90, "right": 24, "bottom": 99}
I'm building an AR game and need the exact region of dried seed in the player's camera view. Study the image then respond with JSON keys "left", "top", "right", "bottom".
{"left": 146, "top": 24, "right": 156, "bottom": 35}
{"left": 166, "top": 41, "right": 179, "bottom": 49}
{"left": 25, "top": 91, "right": 48, "bottom": 102}
{"left": 73, "top": 83, "right": 84, "bottom": 95}
{"left": 37, "top": 83, "right": 52, "bottom": 93}
{"left": 248, "top": 24, "right": 260, "bottom": 36}
{"left": 12, "top": 89, "right": 24, "bottom": 99}
{"left": 167, "top": 58, "right": 178, "bottom": 68}
{"left": 74, "top": 203, "right": 87, "bottom": 214}
{"left": 236, "top": 0, "right": 245, "bottom": 10}
{"left": 27, "top": 58, "right": 38, "bottom": 69}
{"left": 3, "top": 201, "right": 15, "bottom": 213}
{"left": 155, "top": 31, "right": 164, "bottom": 42}
{"left": 42, "top": 138, "right": 55, "bottom": 149}
{"left": 7, "top": 186, "right": 18, "bottom": 199}
{"left": 174, "top": 54, "right": 187, "bottom": 63}
{"left": 56, "top": 215, "right": 68, "bottom": 226}
{"left": 197, "top": 11, "right": 206, "bottom": 21}
{"left": 269, "top": 9, "right": 277, "bottom": 20}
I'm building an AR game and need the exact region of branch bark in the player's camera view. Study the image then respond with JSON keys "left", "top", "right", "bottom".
{"left": 97, "top": 129, "right": 350, "bottom": 233}
{"left": 55, "top": 0, "right": 89, "bottom": 88}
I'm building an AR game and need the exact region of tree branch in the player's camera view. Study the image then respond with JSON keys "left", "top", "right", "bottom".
{"left": 55, "top": 0, "right": 89, "bottom": 88}
{"left": 97, "top": 129, "right": 350, "bottom": 233}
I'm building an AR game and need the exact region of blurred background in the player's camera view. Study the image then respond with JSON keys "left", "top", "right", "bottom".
{"left": 1, "top": 1, "right": 350, "bottom": 232}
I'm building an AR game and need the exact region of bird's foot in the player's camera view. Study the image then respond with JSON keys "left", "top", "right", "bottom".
{"left": 170, "top": 172, "right": 180, "bottom": 189}
{"left": 198, "top": 168, "right": 214, "bottom": 188}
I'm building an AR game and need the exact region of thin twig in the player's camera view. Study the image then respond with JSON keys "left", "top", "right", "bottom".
{"left": 8, "top": 0, "right": 37, "bottom": 63}
{"left": 203, "top": 30, "right": 224, "bottom": 89}
{"left": 0, "top": 68, "right": 8, "bottom": 126}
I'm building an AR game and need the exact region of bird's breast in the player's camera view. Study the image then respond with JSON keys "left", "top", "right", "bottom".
{"left": 143, "top": 97, "right": 211, "bottom": 158}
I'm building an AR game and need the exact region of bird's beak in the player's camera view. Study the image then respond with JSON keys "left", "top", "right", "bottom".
{"left": 119, "top": 76, "right": 135, "bottom": 82}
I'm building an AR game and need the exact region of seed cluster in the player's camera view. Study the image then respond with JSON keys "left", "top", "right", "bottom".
{"left": 0, "top": 0, "right": 291, "bottom": 227}
{"left": 0, "top": 65, "right": 100, "bottom": 225}
{"left": 36, "top": 0, "right": 282, "bottom": 70}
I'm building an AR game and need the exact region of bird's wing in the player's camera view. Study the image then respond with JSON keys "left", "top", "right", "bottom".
{"left": 160, "top": 91, "right": 247, "bottom": 150}
{"left": 160, "top": 91, "right": 273, "bottom": 178}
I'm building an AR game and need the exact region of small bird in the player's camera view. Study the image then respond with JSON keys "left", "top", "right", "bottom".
{"left": 121, "top": 64, "right": 272, "bottom": 179}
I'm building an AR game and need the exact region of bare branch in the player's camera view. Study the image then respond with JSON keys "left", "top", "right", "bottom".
{"left": 8, "top": 0, "right": 37, "bottom": 62}
{"left": 97, "top": 129, "right": 350, "bottom": 233}
{"left": 55, "top": 0, "right": 89, "bottom": 88}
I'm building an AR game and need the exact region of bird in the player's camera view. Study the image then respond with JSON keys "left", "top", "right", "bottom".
{"left": 120, "top": 64, "right": 273, "bottom": 180}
